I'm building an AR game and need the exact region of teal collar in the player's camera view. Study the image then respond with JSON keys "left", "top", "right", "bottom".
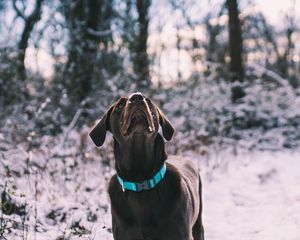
{"left": 117, "top": 162, "right": 167, "bottom": 192}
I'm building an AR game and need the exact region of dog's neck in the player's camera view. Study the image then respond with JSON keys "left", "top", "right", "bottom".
{"left": 113, "top": 134, "right": 167, "bottom": 182}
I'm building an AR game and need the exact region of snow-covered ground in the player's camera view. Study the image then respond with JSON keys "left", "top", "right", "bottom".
{"left": 202, "top": 150, "right": 300, "bottom": 240}
{"left": 1, "top": 131, "right": 300, "bottom": 239}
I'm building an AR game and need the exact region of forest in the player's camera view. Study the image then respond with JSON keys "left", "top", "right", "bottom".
{"left": 0, "top": 0, "right": 300, "bottom": 239}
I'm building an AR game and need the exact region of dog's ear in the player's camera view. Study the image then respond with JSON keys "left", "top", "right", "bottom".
{"left": 89, "top": 105, "right": 114, "bottom": 147}
{"left": 157, "top": 107, "right": 174, "bottom": 141}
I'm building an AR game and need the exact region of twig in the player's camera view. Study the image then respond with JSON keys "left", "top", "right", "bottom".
{"left": 52, "top": 152, "right": 82, "bottom": 159}
{"left": 0, "top": 182, "right": 8, "bottom": 239}
{"left": 87, "top": 28, "right": 112, "bottom": 37}
{"left": 35, "top": 97, "right": 51, "bottom": 119}
{"left": 22, "top": 201, "right": 28, "bottom": 240}
{"left": 12, "top": 0, "right": 26, "bottom": 20}
{"left": 248, "top": 63, "right": 292, "bottom": 90}
{"left": 34, "top": 171, "right": 38, "bottom": 240}
{"left": 60, "top": 99, "right": 86, "bottom": 148}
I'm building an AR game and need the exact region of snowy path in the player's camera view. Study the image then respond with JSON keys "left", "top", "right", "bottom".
{"left": 1, "top": 149, "right": 300, "bottom": 239}
{"left": 202, "top": 151, "right": 300, "bottom": 240}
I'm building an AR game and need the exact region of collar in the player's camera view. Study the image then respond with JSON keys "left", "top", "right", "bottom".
{"left": 117, "top": 162, "right": 167, "bottom": 192}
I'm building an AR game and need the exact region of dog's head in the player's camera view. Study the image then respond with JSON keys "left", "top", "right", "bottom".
{"left": 89, "top": 92, "right": 174, "bottom": 147}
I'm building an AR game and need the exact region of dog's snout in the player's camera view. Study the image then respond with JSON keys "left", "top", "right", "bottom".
{"left": 129, "top": 93, "right": 144, "bottom": 102}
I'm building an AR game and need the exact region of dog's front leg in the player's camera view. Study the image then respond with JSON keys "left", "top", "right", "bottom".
{"left": 112, "top": 217, "right": 142, "bottom": 240}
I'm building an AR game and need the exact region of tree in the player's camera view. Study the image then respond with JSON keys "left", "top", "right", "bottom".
{"left": 278, "top": 4, "right": 298, "bottom": 86}
{"left": 135, "top": 0, "right": 151, "bottom": 89}
{"left": 13, "top": 0, "right": 44, "bottom": 81}
{"left": 204, "top": 5, "right": 226, "bottom": 64}
{"left": 122, "top": 0, "right": 151, "bottom": 89}
{"left": 226, "top": 0, "right": 245, "bottom": 102}
{"left": 243, "top": 4, "right": 299, "bottom": 88}
{"left": 226, "top": 0, "right": 244, "bottom": 80}
{"left": 62, "top": 0, "right": 113, "bottom": 103}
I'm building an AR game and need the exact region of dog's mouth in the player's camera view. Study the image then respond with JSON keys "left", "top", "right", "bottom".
{"left": 121, "top": 103, "right": 155, "bottom": 136}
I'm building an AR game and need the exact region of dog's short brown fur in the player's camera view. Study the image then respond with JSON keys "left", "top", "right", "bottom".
{"left": 90, "top": 93, "right": 204, "bottom": 240}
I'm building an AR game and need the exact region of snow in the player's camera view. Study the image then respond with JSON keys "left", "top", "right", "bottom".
{"left": 1, "top": 133, "right": 300, "bottom": 239}
{"left": 202, "top": 150, "right": 300, "bottom": 240}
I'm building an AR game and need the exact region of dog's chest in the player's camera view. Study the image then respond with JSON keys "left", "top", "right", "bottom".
{"left": 127, "top": 192, "right": 161, "bottom": 223}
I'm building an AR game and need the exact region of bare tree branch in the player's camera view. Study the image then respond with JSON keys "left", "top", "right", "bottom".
{"left": 87, "top": 28, "right": 112, "bottom": 38}
{"left": 12, "top": 0, "right": 26, "bottom": 20}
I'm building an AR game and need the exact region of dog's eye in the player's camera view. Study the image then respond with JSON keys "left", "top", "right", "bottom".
{"left": 146, "top": 99, "right": 151, "bottom": 104}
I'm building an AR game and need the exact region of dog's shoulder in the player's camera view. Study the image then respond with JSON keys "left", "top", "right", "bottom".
{"left": 167, "top": 155, "right": 201, "bottom": 223}
{"left": 166, "top": 155, "right": 200, "bottom": 199}
{"left": 166, "top": 155, "right": 199, "bottom": 179}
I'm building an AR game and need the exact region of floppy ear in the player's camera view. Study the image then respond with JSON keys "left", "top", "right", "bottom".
{"left": 89, "top": 105, "right": 114, "bottom": 147}
{"left": 157, "top": 107, "right": 175, "bottom": 141}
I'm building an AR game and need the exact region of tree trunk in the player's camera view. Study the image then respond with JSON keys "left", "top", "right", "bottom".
{"left": 135, "top": 0, "right": 151, "bottom": 89}
{"left": 226, "top": 0, "right": 244, "bottom": 80}
{"left": 226, "top": 0, "right": 245, "bottom": 103}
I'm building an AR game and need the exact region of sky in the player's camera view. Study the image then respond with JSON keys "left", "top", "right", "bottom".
{"left": 256, "top": 0, "right": 299, "bottom": 25}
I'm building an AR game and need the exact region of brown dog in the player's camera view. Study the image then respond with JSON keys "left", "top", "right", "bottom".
{"left": 90, "top": 93, "right": 204, "bottom": 240}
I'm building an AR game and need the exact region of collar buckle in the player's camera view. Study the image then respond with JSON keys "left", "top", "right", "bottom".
{"left": 135, "top": 181, "right": 151, "bottom": 192}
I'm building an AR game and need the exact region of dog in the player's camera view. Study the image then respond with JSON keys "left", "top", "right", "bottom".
{"left": 89, "top": 92, "right": 204, "bottom": 240}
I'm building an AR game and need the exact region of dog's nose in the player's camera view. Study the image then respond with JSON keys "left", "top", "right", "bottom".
{"left": 129, "top": 93, "right": 144, "bottom": 102}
